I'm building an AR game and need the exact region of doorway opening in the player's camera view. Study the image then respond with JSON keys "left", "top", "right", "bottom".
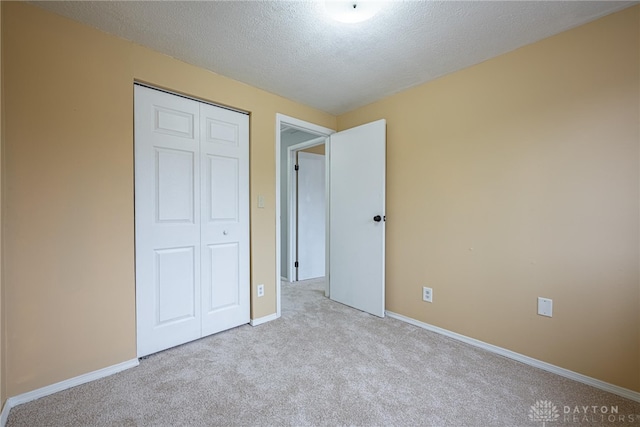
{"left": 286, "top": 137, "right": 326, "bottom": 282}
{"left": 275, "top": 115, "right": 334, "bottom": 317}
{"left": 275, "top": 115, "right": 387, "bottom": 320}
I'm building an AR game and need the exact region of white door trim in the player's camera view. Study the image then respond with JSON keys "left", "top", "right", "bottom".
{"left": 287, "top": 137, "right": 326, "bottom": 282}
{"left": 275, "top": 114, "right": 334, "bottom": 318}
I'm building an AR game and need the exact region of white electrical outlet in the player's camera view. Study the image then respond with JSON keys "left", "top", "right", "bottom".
{"left": 422, "top": 286, "right": 433, "bottom": 303}
{"left": 257, "top": 284, "right": 265, "bottom": 297}
{"left": 538, "top": 297, "right": 552, "bottom": 317}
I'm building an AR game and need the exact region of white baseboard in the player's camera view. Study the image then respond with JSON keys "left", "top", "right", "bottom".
{"left": 250, "top": 312, "right": 279, "bottom": 326}
{"left": 0, "top": 358, "right": 139, "bottom": 427}
{"left": 0, "top": 401, "right": 10, "bottom": 427}
{"left": 385, "top": 311, "right": 640, "bottom": 403}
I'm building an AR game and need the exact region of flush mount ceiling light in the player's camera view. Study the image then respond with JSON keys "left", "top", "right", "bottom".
{"left": 325, "top": 1, "right": 383, "bottom": 24}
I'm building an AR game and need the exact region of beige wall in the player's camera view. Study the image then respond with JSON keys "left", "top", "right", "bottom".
{"left": 637, "top": 8, "right": 640, "bottom": 393}
{"left": 0, "top": 0, "right": 4, "bottom": 408}
{"left": 339, "top": 6, "right": 640, "bottom": 392}
{"left": 2, "top": 2, "right": 334, "bottom": 397}
{"left": 301, "top": 144, "right": 325, "bottom": 155}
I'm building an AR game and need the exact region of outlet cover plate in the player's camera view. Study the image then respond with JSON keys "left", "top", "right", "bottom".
{"left": 538, "top": 297, "right": 552, "bottom": 317}
{"left": 423, "top": 286, "right": 433, "bottom": 303}
{"left": 257, "top": 284, "right": 265, "bottom": 297}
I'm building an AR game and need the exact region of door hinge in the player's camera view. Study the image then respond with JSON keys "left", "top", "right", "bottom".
{"left": 294, "top": 164, "right": 299, "bottom": 171}
{"left": 294, "top": 261, "right": 299, "bottom": 268}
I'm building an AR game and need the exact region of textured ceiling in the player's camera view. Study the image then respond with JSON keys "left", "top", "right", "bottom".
{"left": 33, "top": 1, "right": 636, "bottom": 115}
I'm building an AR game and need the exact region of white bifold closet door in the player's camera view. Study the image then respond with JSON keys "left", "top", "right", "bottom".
{"left": 135, "top": 85, "right": 249, "bottom": 357}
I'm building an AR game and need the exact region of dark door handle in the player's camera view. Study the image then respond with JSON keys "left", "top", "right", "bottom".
{"left": 373, "top": 215, "right": 382, "bottom": 222}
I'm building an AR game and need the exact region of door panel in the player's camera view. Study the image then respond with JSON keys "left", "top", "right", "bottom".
{"left": 297, "top": 152, "right": 326, "bottom": 280}
{"left": 208, "top": 155, "right": 239, "bottom": 221}
{"left": 155, "top": 246, "right": 197, "bottom": 324}
{"left": 156, "top": 149, "right": 195, "bottom": 223}
{"left": 135, "top": 86, "right": 202, "bottom": 357}
{"left": 329, "top": 120, "right": 386, "bottom": 317}
{"left": 154, "top": 106, "right": 195, "bottom": 138}
{"left": 200, "top": 103, "right": 250, "bottom": 337}
{"left": 205, "top": 117, "right": 239, "bottom": 146}
{"left": 207, "top": 243, "right": 240, "bottom": 310}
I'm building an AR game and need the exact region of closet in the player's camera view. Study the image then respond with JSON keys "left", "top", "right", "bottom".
{"left": 134, "top": 85, "right": 249, "bottom": 357}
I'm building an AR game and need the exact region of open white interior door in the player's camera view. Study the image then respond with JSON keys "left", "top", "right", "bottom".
{"left": 329, "top": 119, "right": 386, "bottom": 317}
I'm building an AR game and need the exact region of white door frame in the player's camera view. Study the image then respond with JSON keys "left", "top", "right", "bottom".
{"left": 276, "top": 114, "right": 334, "bottom": 318}
{"left": 287, "top": 137, "right": 326, "bottom": 282}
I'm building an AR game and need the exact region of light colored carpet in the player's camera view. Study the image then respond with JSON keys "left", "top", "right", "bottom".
{"left": 7, "top": 278, "right": 640, "bottom": 426}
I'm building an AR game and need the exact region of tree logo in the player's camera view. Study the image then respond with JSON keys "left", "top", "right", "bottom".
{"left": 529, "top": 400, "right": 560, "bottom": 426}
